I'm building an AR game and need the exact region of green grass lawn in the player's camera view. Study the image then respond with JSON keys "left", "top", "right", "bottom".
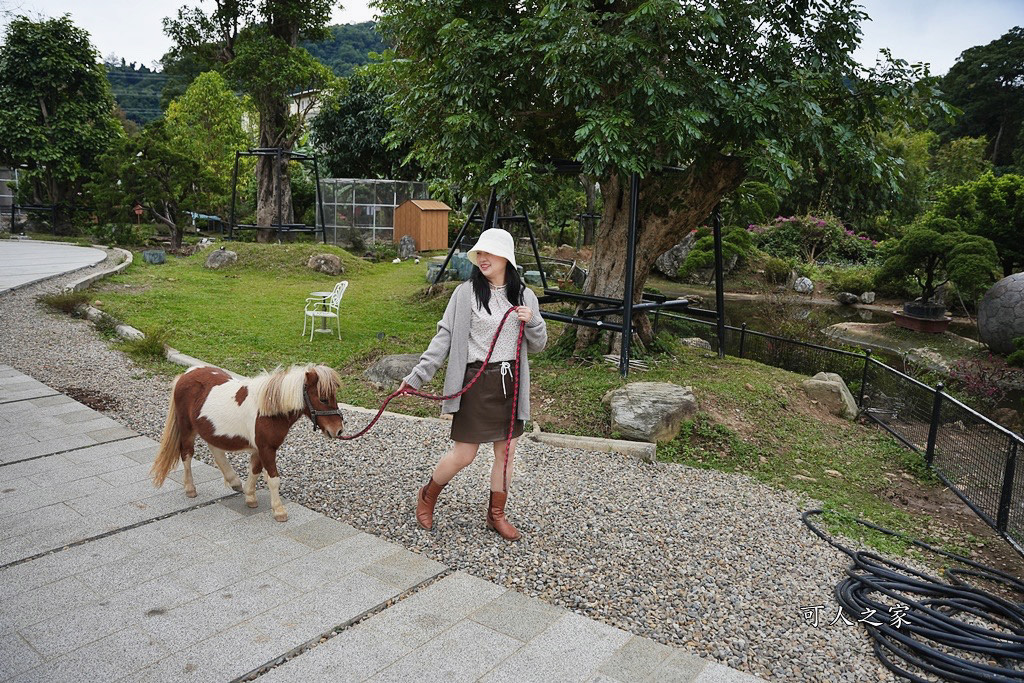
{"left": 97, "top": 242, "right": 457, "bottom": 417}
{"left": 92, "top": 242, "right": 1007, "bottom": 563}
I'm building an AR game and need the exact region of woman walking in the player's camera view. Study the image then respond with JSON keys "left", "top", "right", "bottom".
{"left": 400, "top": 228, "right": 547, "bottom": 540}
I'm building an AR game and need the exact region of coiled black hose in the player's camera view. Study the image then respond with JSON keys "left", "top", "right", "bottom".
{"left": 802, "top": 510, "right": 1024, "bottom": 682}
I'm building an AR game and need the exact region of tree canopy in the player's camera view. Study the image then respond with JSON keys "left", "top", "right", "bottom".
{"left": 373, "top": 0, "right": 948, "bottom": 350}
{"left": 0, "top": 15, "right": 121, "bottom": 231}
{"left": 877, "top": 216, "right": 999, "bottom": 303}
{"left": 164, "top": 71, "right": 253, "bottom": 216}
{"left": 311, "top": 70, "right": 416, "bottom": 179}
{"left": 163, "top": 0, "right": 336, "bottom": 237}
{"left": 933, "top": 171, "right": 1024, "bottom": 277}
{"left": 88, "top": 119, "right": 215, "bottom": 249}
{"left": 938, "top": 26, "right": 1024, "bottom": 169}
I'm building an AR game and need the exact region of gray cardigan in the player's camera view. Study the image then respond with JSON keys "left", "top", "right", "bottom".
{"left": 402, "top": 281, "right": 547, "bottom": 420}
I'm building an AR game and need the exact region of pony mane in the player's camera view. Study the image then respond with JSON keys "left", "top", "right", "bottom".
{"left": 254, "top": 364, "right": 341, "bottom": 417}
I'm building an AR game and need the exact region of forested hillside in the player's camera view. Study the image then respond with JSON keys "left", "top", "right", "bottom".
{"left": 104, "top": 22, "right": 384, "bottom": 122}
{"left": 301, "top": 22, "right": 385, "bottom": 76}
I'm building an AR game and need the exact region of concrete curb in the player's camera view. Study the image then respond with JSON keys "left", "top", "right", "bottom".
{"left": 64, "top": 247, "right": 133, "bottom": 292}
{"left": 525, "top": 431, "right": 657, "bottom": 463}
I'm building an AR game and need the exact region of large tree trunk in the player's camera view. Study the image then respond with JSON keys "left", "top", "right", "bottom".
{"left": 569, "top": 156, "right": 745, "bottom": 354}
{"left": 990, "top": 117, "right": 1005, "bottom": 165}
{"left": 255, "top": 100, "right": 294, "bottom": 243}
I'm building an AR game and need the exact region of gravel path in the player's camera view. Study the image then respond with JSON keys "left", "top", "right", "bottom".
{"left": 1, "top": 256, "right": 908, "bottom": 682}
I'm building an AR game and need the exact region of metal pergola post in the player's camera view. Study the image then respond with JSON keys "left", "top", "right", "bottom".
{"left": 713, "top": 205, "right": 726, "bottom": 359}
{"left": 522, "top": 210, "right": 548, "bottom": 290}
{"left": 312, "top": 154, "right": 327, "bottom": 244}
{"left": 620, "top": 172, "right": 639, "bottom": 377}
{"left": 228, "top": 151, "right": 241, "bottom": 240}
{"left": 482, "top": 188, "right": 498, "bottom": 231}
{"left": 274, "top": 148, "right": 283, "bottom": 239}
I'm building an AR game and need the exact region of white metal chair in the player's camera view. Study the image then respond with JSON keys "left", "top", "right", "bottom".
{"left": 303, "top": 281, "right": 348, "bottom": 341}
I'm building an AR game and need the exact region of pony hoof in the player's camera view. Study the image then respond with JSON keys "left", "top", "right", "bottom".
{"left": 185, "top": 489, "right": 197, "bottom": 498}
{"left": 230, "top": 483, "right": 243, "bottom": 492}
{"left": 246, "top": 498, "right": 258, "bottom": 508}
{"left": 273, "top": 510, "right": 288, "bottom": 522}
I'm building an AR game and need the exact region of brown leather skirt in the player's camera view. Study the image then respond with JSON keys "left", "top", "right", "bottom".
{"left": 450, "top": 361, "right": 525, "bottom": 444}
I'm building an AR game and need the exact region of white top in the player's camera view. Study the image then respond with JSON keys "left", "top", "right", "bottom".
{"left": 468, "top": 285, "right": 520, "bottom": 363}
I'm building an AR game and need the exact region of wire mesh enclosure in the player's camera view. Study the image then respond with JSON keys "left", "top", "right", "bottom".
{"left": 860, "top": 360, "right": 936, "bottom": 451}
{"left": 316, "top": 178, "right": 429, "bottom": 246}
{"left": 1, "top": 167, "right": 19, "bottom": 229}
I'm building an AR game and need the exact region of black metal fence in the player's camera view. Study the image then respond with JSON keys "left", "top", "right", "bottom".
{"left": 659, "top": 311, "right": 1024, "bottom": 555}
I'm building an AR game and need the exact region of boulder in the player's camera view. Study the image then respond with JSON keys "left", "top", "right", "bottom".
{"left": 398, "top": 235, "right": 417, "bottom": 260}
{"left": 142, "top": 249, "right": 166, "bottom": 265}
{"left": 426, "top": 263, "right": 444, "bottom": 283}
{"left": 680, "top": 337, "right": 712, "bottom": 351}
{"left": 602, "top": 382, "right": 698, "bottom": 443}
{"left": 977, "top": 272, "right": 1024, "bottom": 354}
{"left": 906, "top": 348, "right": 951, "bottom": 375}
{"left": 307, "top": 253, "right": 343, "bottom": 276}
{"left": 450, "top": 253, "right": 474, "bottom": 280}
{"left": 524, "top": 270, "right": 544, "bottom": 286}
{"left": 690, "top": 253, "right": 738, "bottom": 284}
{"left": 836, "top": 292, "right": 860, "bottom": 305}
{"left": 204, "top": 248, "right": 237, "bottom": 270}
{"left": 554, "top": 244, "right": 576, "bottom": 261}
{"left": 793, "top": 277, "right": 814, "bottom": 294}
{"left": 654, "top": 232, "right": 698, "bottom": 279}
{"left": 860, "top": 291, "right": 876, "bottom": 304}
{"left": 364, "top": 354, "right": 421, "bottom": 389}
{"left": 801, "top": 372, "right": 857, "bottom": 419}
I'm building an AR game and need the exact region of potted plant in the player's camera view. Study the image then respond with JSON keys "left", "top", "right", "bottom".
{"left": 876, "top": 216, "right": 999, "bottom": 332}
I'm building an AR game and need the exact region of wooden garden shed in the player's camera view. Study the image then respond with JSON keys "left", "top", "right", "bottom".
{"left": 394, "top": 199, "right": 450, "bottom": 251}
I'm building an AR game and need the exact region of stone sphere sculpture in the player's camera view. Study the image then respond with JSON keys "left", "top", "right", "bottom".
{"left": 977, "top": 272, "right": 1024, "bottom": 355}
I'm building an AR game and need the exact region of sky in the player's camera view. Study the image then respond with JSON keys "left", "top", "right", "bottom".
{"left": 0, "top": 0, "right": 1020, "bottom": 75}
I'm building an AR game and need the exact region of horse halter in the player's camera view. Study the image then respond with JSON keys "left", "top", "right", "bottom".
{"left": 302, "top": 384, "right": 343, "bottom": 432}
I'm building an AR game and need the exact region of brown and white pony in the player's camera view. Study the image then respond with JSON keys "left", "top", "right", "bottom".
{"left": 151, "top": 364, "right": 343, "bottom": 521}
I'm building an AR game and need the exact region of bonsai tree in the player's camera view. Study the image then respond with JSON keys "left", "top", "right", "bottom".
{"left": 876, "top": 216, "right": 999, "bottom": 307}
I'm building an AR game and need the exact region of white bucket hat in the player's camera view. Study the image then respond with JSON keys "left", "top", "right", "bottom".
{"left": 467, "top": 228, "right": 517, "bottom": 269}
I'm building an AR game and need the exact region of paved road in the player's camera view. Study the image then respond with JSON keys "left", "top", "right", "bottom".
{"left": 0, "top": 366, "right": 763, "bottom": 682}
{"left": 0, "top": 240, "right": 106, "bottom": 294}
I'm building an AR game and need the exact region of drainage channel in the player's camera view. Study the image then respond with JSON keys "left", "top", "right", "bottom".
{"left": 0, "top": 392, "right": 61, "bottom": 405}
{"left": 0, "top": 433, "right": 145, "bottom": 467}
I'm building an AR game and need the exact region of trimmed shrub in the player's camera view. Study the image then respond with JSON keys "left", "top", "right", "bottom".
{"left": 762, "top": 256, "right": 791, "bottom": 284}
{"left": 824, "top": 265, "right": 878, "bottom": 294}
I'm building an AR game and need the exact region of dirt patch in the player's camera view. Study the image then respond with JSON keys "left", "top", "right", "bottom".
{"left": 702, "top": 396, "right": 757, "bottom": 440}
{"left": 58, "top": 386, "right": 120, "bottom": 412}
{"left": 880, "top": 473, "right": 1024, "bottom": 579}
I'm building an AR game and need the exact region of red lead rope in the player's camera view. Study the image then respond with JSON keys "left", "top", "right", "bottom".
{"left": 338, "top": 305, "right": 526, "bottom": 492}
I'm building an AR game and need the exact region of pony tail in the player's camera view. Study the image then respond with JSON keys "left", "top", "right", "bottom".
{"left": 152, "top": 375, "right": 183, "bottom": 488}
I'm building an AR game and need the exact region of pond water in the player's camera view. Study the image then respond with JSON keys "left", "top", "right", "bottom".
{"left": 716, "top": 298, "right": 981, "bottom": 342}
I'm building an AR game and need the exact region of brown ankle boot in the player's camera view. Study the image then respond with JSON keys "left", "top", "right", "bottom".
{"left": 486, "top": 490, "right": 521, "bottom": 541}
{"left": 416, "top": 478, "right": 445, "bottom": 530}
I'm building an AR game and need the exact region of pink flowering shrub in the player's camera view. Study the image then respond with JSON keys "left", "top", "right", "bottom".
{"left": 748, "top": 214, "right": 878, "bottom": 264}
{"left": 947, "top": 354, "right": 1021, "bottom": 410}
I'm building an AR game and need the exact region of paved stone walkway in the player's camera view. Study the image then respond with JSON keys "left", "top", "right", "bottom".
{"left": 0, "top": 240, "right": 106, "bottom": 293}
{"left": 0, "top": 366, "right": 762, "bottom": 682}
